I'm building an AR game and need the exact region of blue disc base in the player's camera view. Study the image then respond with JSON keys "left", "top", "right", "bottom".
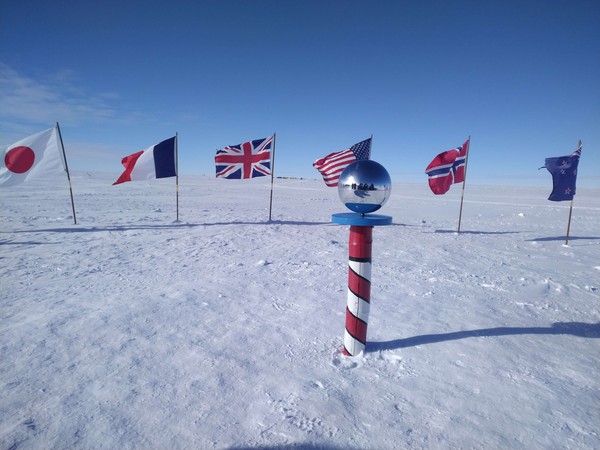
{"left": 332, "top": 212, "right": 393, "bottom": 226}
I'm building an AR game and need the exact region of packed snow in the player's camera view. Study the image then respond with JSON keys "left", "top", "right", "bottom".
{"left": 1, "top": 172, "right": 599, "bottom": 449}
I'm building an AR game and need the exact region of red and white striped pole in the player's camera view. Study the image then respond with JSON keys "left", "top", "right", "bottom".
{"left": 344, "top": 225, "right": 373, "bottom": 356}
{"left": 332, "top": 159, "right": 392, "bottom": 356}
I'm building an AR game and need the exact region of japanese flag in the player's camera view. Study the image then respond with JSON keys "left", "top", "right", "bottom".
{"left": 0, "top": 127, "right": 65, "bottom": 187}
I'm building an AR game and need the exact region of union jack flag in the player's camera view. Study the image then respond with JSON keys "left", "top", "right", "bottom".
{"left": 215, "top": 136, "right": 273, "bottom": 179}
{"left": 425, "top": 138, "right": 470, "bottom": 195}
{"left": 313, "top": 138, "right": 371, "bottom": 187}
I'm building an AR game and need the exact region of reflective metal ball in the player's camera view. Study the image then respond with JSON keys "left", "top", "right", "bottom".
{"left": 338, "top": 160, "right": 392, "bottom": 214}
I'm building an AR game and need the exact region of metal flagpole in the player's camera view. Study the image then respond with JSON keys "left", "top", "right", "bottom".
{"left": 175, "top": 132, "right": 179, "bottom": 222}
{"left": 268, "top": 132, "right": 276, "bottom": 221}
{"left": 564, "top": 139, "right": 581, "bottom": 245}
{"left": 55, "top": 122, "right": 77, "bottom": 225}
{"left": 457, "top": 135, "right": 471, "bottom": 233}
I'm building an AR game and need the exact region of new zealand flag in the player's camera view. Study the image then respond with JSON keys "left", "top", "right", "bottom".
{"left": 544, "top": 142, "right": 581, "bottom": 202}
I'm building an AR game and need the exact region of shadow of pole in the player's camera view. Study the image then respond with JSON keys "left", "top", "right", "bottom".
{"left": 527, "top": 236, "right": 600, "bottom": 242}
{"left": 367, "top": 322, "right": 600, "bottom": 352}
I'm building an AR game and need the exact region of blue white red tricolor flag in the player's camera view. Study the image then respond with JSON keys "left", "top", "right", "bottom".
{"left": 543, "top": 141, "right": 582, "bottom": 202}
{"left": 215, "top": 136, "right": 273, "bottom": 179}
{"left": 113, "top": 136, "right": 177, "bottom": 185}
{"left": 425, "top": 138, "right": 470, "bottom": 195}
{"left": 0, "top": 127, "right": 65, "bottom": 187}
{"left": 313, "top": 138, "right": 371, "bottom": 187}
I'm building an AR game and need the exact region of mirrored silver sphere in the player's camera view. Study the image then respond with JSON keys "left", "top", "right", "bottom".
{"left": 338, "top": 160, "right": 392, "bottom": 214}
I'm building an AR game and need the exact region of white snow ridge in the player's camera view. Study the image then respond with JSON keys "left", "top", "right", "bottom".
{"left": 1, "top": 173, "right": 599, "bottom": 449}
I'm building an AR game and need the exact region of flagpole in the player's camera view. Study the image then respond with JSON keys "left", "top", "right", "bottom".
{"left": 55, "top": 122, "right": 77, "bottom": 225}
{"left": 175, "top": 132, "right": 179, "bottom": 222}
{"left": 457, "top": 135, "right": 471, "bottom": 233}
{"left": 564, "top": 139, "right": 581, "bottom": 245}
{"left": 268, "top": 132, "right": 276, "bottom": 221}
{"left": 565, "top": 199, "right": 574, "bottom": 245}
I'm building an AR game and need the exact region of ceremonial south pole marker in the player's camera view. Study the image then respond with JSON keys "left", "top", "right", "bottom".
{"left": 332, "top": 160, "right": 392, "bottom": 356}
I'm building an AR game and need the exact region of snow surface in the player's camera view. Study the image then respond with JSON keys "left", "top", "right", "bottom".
{"left": 1, "top": 173, "right": 599, "bottom": 450}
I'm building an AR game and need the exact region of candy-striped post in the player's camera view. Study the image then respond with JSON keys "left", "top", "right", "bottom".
{"left": 343, "top": 225, "right": 373, "bottom": 356}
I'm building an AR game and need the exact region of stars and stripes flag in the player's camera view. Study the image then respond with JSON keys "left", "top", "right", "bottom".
{"left": 215, "top": 136, "right": 273, "bottom": 179}
{"left": 425, "top": 138, "right": 470, "bottom": 195}
{"left": 543, "top": 141, "right": 582, "bottom": 202}
{"left": 313, "top": 138, "right": 371, "bottom": 187}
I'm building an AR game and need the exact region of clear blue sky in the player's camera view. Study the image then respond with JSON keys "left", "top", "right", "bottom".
{"left": 1, "top": 0, "right": 599, "bottom": 186}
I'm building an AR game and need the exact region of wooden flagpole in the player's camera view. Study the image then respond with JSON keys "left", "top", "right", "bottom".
{"left": 55, "top": 122, "right": 77, "bottom": 225}
{"left": 268, "top": 132, "right": 276, "bottom": 221}
{"left": 457, "top": 135, "right": 471, "bottom": 233}
{"left": 565, "top": 199, "right": 574, "bottom": 245}
{"left": 564, "top": 139, "right": 581, "bottom": 245}
{"left": 175, "top": 132, "right": 179, "bottom": 222}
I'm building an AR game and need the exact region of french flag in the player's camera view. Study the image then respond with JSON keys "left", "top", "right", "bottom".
{"left": 113, "top": 137, "right": 177, "bottom": 185}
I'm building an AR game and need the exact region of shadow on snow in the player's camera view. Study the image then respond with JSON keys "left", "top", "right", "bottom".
{"left": 434, "top": 229, "right": 520, "bottom": 235}
{"left": 367, "top": 322, "right": 600, "bottom": 352}
{"left": 527, "top": 235, "right": 600, "bottom": 242}
{"left": 229, "top": 445, "right": 345, "bottom": 450}
{"left": 4, "top": 220, "right": 333, "bottom": 234}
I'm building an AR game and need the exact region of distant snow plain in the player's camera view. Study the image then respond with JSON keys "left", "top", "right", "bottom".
{"left": 1, "top": 172, "right": 599, "bottom": 449}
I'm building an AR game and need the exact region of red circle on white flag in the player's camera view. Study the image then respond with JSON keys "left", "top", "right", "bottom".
{"left": 5, "top": 146, "right": 35, "bottom": 174}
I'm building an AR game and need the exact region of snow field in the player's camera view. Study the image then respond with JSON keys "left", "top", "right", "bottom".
{"left": 1, "top": 173, "right": 599, "bottom": 449}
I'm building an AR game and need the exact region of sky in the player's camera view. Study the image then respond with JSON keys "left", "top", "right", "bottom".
{"left": 1, "top": 0, "right": 599, "bottom": 187}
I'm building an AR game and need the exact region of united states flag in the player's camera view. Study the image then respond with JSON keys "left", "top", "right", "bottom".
{"left": 215, "top": 136, "right": 273, "bottom": 179}
{"left": 425, "top": 139, "right": 470, "bottom": 195}
{"left": 313, "top": 138, "right": 371, "bottom": 187}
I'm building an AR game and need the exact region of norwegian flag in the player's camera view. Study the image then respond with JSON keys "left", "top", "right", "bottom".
{"left": 313, "top": 138, "right": 371, "bottom": 187}
{"left": 215, "top": 136, "right": 273, "bottom": 179}
{"left": 425, "top": 138, "right": 470, "bottom": 195}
